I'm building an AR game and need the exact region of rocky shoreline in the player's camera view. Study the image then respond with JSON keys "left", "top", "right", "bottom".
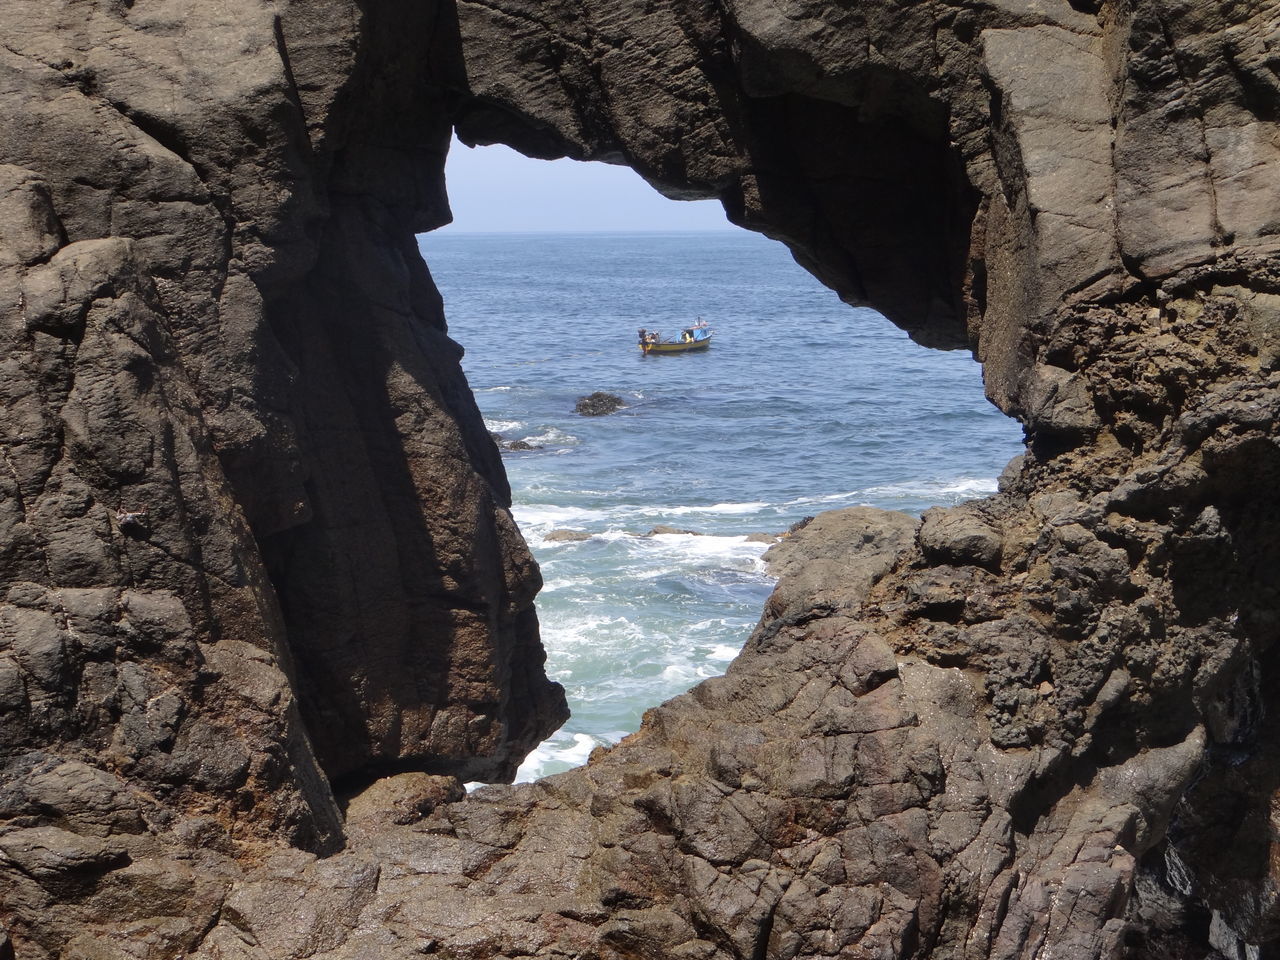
{"left": 3, "top": 0, "right": 1280, "bottom": 957}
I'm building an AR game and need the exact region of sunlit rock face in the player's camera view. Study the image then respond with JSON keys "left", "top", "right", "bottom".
{"left": 2, "top": 0, "right": 1280, "bottom": 957}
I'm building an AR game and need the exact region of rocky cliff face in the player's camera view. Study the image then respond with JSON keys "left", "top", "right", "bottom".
{"left": 2, "top": 0, "right": 1279, "bottom": 957}
{"left": 1, "top": 2, "right": 567, "bottom": 951}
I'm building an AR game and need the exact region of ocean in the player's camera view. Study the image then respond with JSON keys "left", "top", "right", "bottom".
{"left": 417, "top": 230, "right": 1025, "bottom": 781}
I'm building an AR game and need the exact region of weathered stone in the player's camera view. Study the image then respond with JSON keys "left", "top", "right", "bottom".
{"left": 762, "top": 507, "right": 920, "bottom": 618}
{"left": 543, "top": 529, "right": 593, "bottom": 542}
{"left": 2, "top": 0, "right": 1280, "bottom": 957}
{"left": 344, "top": 773, "right": 465, "bottom": 833}
{"left": 918, "top": 505, "right": 1004, "bottom": 569}
{"left": 0, "top": 827, "right": 128, "bottom": 889}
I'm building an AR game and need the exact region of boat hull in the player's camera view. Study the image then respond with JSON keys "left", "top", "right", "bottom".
{"left": 641, "top": 336, "right": 712, "bottom": 354}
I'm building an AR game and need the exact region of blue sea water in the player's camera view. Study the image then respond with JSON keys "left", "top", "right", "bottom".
{"left": 418, "top": 230, "right": 1025, "bottom": 780}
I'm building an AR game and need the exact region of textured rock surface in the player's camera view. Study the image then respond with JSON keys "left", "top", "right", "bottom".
{"left": 3, "top": 0, "right": 1280, "bottom": 957}
{"left": 762, "top": 507, "right": 921, "bottom": 618}
{"left": 573, "top": 392, "right": 626, "bottom": 416}
{"left": 0, "top": 2, "right": 568, "bottom": 951}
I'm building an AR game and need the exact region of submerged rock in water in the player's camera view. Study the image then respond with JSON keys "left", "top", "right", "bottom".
{"left": 544, "top": 529, "right": 592, "bottom": 542}
{"left": 504, "top": 438, "right": 542, "bottom": 451}
{"left": 574, "top": 392, "right": 625, "bottom": 416}
{"left": 492, "top": 432, "right": 542, "bottom": 451}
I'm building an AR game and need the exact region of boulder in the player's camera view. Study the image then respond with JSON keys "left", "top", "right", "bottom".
{"left": 918, "top": 505, "right": 1004, "bottom": 570}
{"left": 762, "top": 507, "right": 920, "bottom": 619}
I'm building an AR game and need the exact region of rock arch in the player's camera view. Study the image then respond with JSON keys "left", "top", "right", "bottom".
{"left": 1, "top": 0, "right": 1279, "bottom": 957}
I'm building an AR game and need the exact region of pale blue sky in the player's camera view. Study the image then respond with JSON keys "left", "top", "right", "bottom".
{"left": 439, "top": 136, "right": 734, "bottom": 233}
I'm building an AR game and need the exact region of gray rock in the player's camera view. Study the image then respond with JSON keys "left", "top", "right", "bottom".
{"left": 544, "top": 529, "right": 592, "bottom": 542}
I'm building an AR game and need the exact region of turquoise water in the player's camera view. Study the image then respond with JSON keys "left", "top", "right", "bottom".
{"left": 418, "top": 231, "right": 1025, "bottom": 780}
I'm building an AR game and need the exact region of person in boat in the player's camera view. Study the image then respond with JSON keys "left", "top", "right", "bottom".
{"left": 680, "top": 329, "right": 693, "bottom": 342}
{"left": 638, "top": 327, "right": 647, "bottom": 345}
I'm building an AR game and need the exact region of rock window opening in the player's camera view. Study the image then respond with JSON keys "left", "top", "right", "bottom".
{"left": 417, "top": 137, "right": 1023, "bottom": 783}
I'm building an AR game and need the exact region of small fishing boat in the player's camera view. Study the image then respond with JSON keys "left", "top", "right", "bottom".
{"left": 638, "top": 320, "right": 713, "bottom": 355}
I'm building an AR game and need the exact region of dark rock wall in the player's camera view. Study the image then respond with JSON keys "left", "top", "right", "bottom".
{"left": 437, "top": 0, "right": 1280, "bottom": 954}
{"left": 1, "top": 3, "right": 566, "bottom": 952}
{"left": 3, "top": 0, "right": 1280, "bottom": 957}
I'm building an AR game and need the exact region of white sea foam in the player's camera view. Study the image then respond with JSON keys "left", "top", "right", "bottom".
{"left": 939, "top": 477, "right": 1001, "bottom": 496}
{"left": 539, "top": 613, "right": 647, "bottom": 652}
{"left": 642, "top": 533, "right": 770, "bottom": 569}
{"left": 589, "top": 529, "right": 640, "bottom": 543}
{"left": 863, "top": 476, "right": 999, "bottom": 503}
{"left": 784, "top": 490, "right": 871, "bottom": 508}
{"left": 664, "top": 501, "right": 771, "bottom": 516}
{"left": 707, "top": 643, "right": 741, "bottom": 662}
{"left": 514, "top": 503, "right": 609, "bottom": 529}
{"left": 522, "top": 426, "right": 578, "bottom": 446}
{"left": 661, "top": 663, "right": 699, "bottom": 684}
{"left": 484, "top": 418, "right": 523, "bottom": 433}
{"left": 513, "top": 731, "right": 610, "bottom": 783}
{"left": 538, "top": 575, "right": 596, "bottom": 593}
{"left": 778, "top": 477, "right": 1000, "bottom": 512}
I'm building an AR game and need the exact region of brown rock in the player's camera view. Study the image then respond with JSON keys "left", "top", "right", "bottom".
{"left": 2, "top": 0, "right": 1280, "bottom": 957}
{"left": 918, "top": 504, "right": 1004, "bottom": 569}
{"left": 762, "top": 507, "right": 920, "bottom": 618}
{"left": 0, "top": 827, "right": 128, "bottom": 893}
{"left": 343, "top": 773, "right": 465, "bottom": 833}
